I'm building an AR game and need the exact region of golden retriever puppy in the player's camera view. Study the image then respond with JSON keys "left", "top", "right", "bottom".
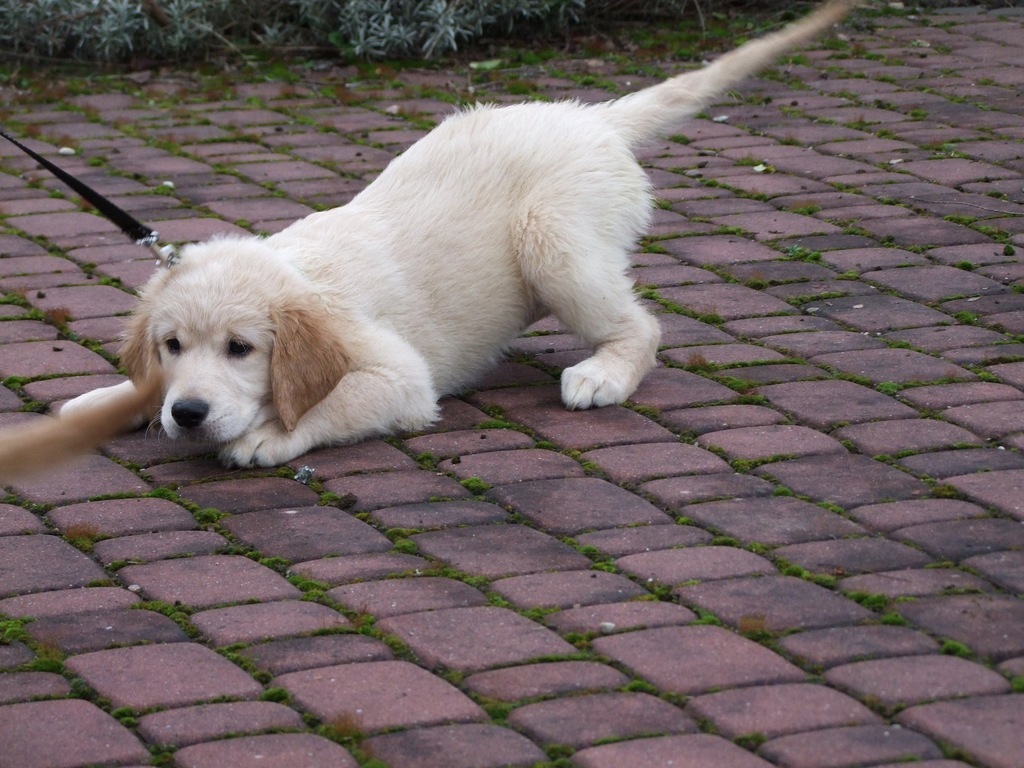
{"left": 59, "top": 0, "right": 855, "bottom": 468}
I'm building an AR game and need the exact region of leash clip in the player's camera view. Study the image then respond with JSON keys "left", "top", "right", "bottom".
{"left": 0, "top": 126, "right": 181, "bottom": 268}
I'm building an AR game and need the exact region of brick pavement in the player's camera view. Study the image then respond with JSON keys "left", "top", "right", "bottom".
{"left": 1, "top": 4, "right": 1024, "bottom": 767}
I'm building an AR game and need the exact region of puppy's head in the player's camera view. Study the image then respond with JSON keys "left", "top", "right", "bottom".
{"left": 121, "top": 236, "right": 350, "bottom": 443}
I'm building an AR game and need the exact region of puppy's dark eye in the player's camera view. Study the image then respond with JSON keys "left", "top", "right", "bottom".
{"left": 165, "top": 338, "right": 181, "bottom": 354}
{"left": 228, "top": 340, "right": 252, "bottom": 358}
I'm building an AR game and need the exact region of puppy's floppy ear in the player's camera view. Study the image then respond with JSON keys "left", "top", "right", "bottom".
{"left": 271, "top": 304, "right": 351, "bottom": 431}
{"left": 119, "top": 300, "right": 158, "bottom": 384}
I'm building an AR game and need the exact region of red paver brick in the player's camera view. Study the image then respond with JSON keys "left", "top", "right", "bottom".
{"left": 887, "top": 325, "right": 1008, "bottom": 354}
{"left": 661, "top": 343, "right": 788, "bottom": 369}
{"left": 676, "top": 575, "right": 872, "bottom": 632}
{"left": 0, "top": 504, "right": 45, "bottom": 535}
{"left": 0, "top": 699, "right": 149, "bottom": 768}
{"left": 963, "top": 550, "right": 1024, "bottom": 592}
{"left": 573, "top": 733, "right": 775, "bottom": 768}
{"left": 509, "top": 692, "right": 696, "bottom": 749}
{"left": 66, "top": 642, "right": 262, "bottom": 709}
{"left": 545, "top": 600, "right": 696, "bottom": 635}
{"left": 684, "top": 496, "right": 865, "bottom": 545}
{"left": 378, "top": 606, "right": 576, "bottom": 673}
{"left": 826, "top": 655, "right": 1010, "bottom": 713}
{"left": 324, "top": 469, "right": 471, "bottom": 510}
{"left": 439, "top": 448, "right": 585, "bottom": 484}
{"left": 687, "top": 682, "right": 881, "bottom": 740}
{"left": 809, "top": 294, "right": 953, "bottom": 332}
{"left": 896, "top": 595, "right": 1024, "bottom": 661}
{"left": 412, "top": 524, "right": 588, "bottom": 578}
{"left": 363, "top": 723, "right": 546, "bottom": 768}
{"left": 898, "top": 695, "right": 1024, "bottom": 768}
{"left": 287, "top": 439, "right": 417, "bottom": 479}
{"left": 289, "top": 552, "right": 430, "bottom": 585}
{"left": 593, "top": 625, "right": 805, "bottom": 695}
{"left": 0, "top": 642, "right": 34, "bottom": 671}
{"left": 942, "top": 401, "right": 1024, "bottom": 440}
{"left": 471, "top": 387, "right": 676, "bottom": 450}
{"left": 761, "top": 330, "right": 887, "bottom": 357}
{"left": 326, "top": 577, "right": 488, "bottom": 618}
{"left": 848, "top": 499, "right": 987, "bottom": 533}
{"left": 276, "top": 660, "right": 485, "bottom": 731}
{"left": 894, "top": 518, "right": 1024, "bottom": 561}
{"left": 641, "top": 472, "right": 776, "bottom": 509}
{"left": 370, "top": 500, "right": 507, "bottom": 530}
{"left": 659, "top": 283, "right": 796, "bottom": 319}
{"left": 662, "top": 233, "right": 783, "bottom": 265}
{"left": 486, "top": 477, "right": 670, "bottom": 535}
{"left": 866, "top": 265, "right": 1006, "bottom": 302}
{"left": 463, "top": 660, "right": 628, "bottom": 702}
{"left": 617, "top": 546, "right": 776, "bottom": 584}
{"left": 775, "top": 537, "right": 933, "bottom": 575}
{"left": 221, "top": 506, "right": 391, "bottom": 562}
{"left": 901, "top": 157, "right": 1018, "bottom": 185}
{"left": 0, "top": 585, "right": 139, "bottom": 618}
{"left": 173, "top": 733, "right": 357, "bottom": 768}
{"left": 900, "top": 448, "right": 1024, "bottom": 479}
{"left": 0, "top": 320, "right": 59, "bottom": 344}
{"left": 574, "top": 523, "right": 713, "bottom": 556}
{"left": 138, "top": 700, "right": 304, "bottom": 748}
{"left": 945, "top": 468, "right": 1024, "bottom": 520}
{"left": 404, "top": 428, "right": 535, "bottom": 460}
{"left": 491, "top": 570, "right": 647, "bottom": 609}
{"left": 758, "top": 724, "right": 942, "bottom": 768}
{"left": 93, "top": 530, "right": 227, "bottom": 565}
{"left": 14, "top": 210, "right": 122, "bottom": 239}
{"left": 627, "top": 367, "right": 738, "bottom": 410}
{"left": 118, "top": 554, "right": 301, "bottom": 608}
{"left": 191, "top": 600, "right": 350, "bottom": 646}
{"left": 778, "top": 625, "right": 940, "bottom": 670}
{"left": 0, "top": 534, "right": 107, "bottom": 598}
{"left": 45, "top": 497, "right": 195, "bottom": 536}
{"left": 760, "top": 379, "right": 917, "bottom": 429}
{"left": 661, "top": 404, "right": 788, "bottom": 436}
{"left": 25, "top": 607, "right": 187, "bottom": 654}
{"left": 697, "top": 424, "right": 847, "bottom": 461}
{"left": 861, "top": 215, "right": 990, "bottom": 248}
{"left": 178, "top": 477, "right": 319, "bottom": 513}
{"left": 27, "top": 284, "right": 137, "bottom": 319}
{"left": 755, "top": 454, "right": 930, "bottom": 508}
{"left": 239, "top": 634, "right": 393, "bottom": 676}
{"left": 0, "top": 671, "right": 70, "bottom": 704}
{"left": 844, "top": 557, "right": 996, "bottom": 595}
{"left": 834, "top": 419, "right": 983, "bottom": 456}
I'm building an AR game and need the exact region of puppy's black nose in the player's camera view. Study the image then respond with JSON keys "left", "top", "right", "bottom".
{"left": 171, "top": 399, "right": 209, "bottom": 429}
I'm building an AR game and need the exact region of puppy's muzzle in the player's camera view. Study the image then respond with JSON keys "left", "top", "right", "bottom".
{"left": 171, "top": 399, "right": 210, "bottom": 429}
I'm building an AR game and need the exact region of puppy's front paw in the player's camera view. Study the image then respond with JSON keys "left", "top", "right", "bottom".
{"left": 220, "top": 422, "right": 306, "bottom": 468}
{"left": 561, "top": 358, "right": 632, "bottom": 410}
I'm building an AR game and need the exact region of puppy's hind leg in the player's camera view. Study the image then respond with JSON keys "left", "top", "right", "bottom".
{"left": 558, "top": 282, "right": 660, "bottom": 410}
{"left": 529, "top": 243, "right": 660, "bottom": 410}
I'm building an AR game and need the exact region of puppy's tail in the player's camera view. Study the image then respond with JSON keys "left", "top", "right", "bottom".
{"left": 601, "top": 0, "right": 859, "bottom": 146}
{"left": 0, "top": 374, "right": 160, "bottom": 485}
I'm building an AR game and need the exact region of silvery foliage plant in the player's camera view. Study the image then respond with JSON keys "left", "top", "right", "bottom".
{"left": 0, "top": 0, "right": 590, "bottom": 61}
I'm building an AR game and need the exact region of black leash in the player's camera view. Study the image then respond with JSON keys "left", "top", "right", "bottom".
{"left": 0, "top": 126, "right": 177, "bottom": 266}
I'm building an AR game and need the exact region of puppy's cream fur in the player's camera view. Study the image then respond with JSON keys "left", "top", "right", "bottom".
{"left": 15, "top": 0, "right": 855, "bottom": 472}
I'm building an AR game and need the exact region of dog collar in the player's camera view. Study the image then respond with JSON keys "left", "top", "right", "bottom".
{"left": 0, "top": 126, "right": 179, "bottom": 268}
